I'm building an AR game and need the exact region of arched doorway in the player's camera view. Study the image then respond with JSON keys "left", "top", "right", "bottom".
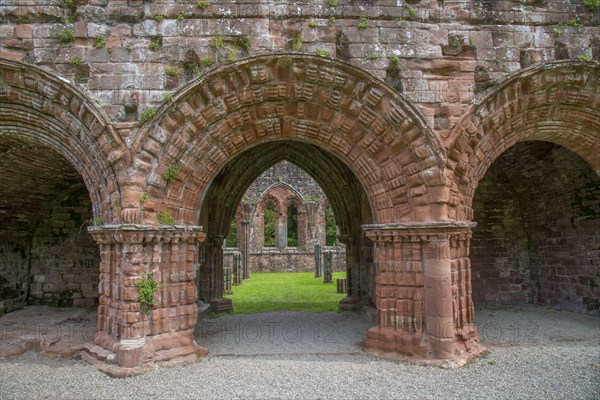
{"left": 0, "top": 137, "right": 100, "bottom": 311}
{"left": 447, "top": 61, "right": 600, "bottom": 342}
{"left": 195, "top": 141, "right": 373, "bottom": 312}
{"left": 0, "top": 59, "right": 122, "bottom": 361}
{"left": 131, "top": 54, "right": 468, "bottom": 366}
{"left": 471, "top": 141, "right": 599, "bottom": 314}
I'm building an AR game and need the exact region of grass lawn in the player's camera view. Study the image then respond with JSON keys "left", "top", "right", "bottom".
{"left": 224, "top": 271, "right": 347, "bottom": 314}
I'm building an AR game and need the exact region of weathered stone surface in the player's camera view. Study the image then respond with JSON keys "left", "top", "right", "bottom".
{"left": 0, "top": 0, "right": 599, "bottom": 377}
{"left": 0, "top": 344, "right": 25, "bottom": 358}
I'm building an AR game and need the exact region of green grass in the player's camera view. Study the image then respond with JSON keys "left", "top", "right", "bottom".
{"left": 225, "top": 271, "right": 346, "bottom": 314}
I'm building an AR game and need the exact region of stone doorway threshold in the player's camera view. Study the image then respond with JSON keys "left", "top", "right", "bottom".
{"left": 0, "top": 306, "right": 96, "bottom": 359}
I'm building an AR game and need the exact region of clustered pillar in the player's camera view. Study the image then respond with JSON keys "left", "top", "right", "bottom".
{"left": 363, "top": 223, "right": 483, "bottom": 366}
{"left": 200, "top": 235, "right": 233, "bottom": 312}
{"left": 85, "top": 225, "right": 208, "bottom": 375}
{"left": 337, "top": 234, "right": 368, "bottom": 311}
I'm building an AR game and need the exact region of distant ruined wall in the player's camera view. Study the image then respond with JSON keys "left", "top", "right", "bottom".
{"left": 225, "top": 161, "right": 346, "bottom": 274}
{"left": 225, "top": 248, "right": 346, "bottom": 273}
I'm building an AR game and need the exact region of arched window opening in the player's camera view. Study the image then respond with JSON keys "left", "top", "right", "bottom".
{"left": 287, "top": 204, "right": 298, "bottom": 247}
{"left": 325, "top": 204, "right": 337, "bottom": 246}
{"left": 225, "top": 217, "right": 237, "bottom": 247}
{"left": 263, "top": 203, "right": 276, "bottom": 247}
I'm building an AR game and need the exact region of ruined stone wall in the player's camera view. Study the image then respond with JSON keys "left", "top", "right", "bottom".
{"left": 0, "top": 183, "right": 100, "bottom": 312}
{"left": 0, "top": 139, "right": 100, "bottom": 312}
{"left": 0, "top": 233, "right": 30, "bottom": 312}
{"left": 471, "top": 142, "right": 600, "bottom": 316}
{"left": 225, "top": 248, "right": 346, "bottom": 273}
{"left": 226, "top": 160, "right": 346, "bottom": 274}
{"left": 27, "top": 183, "right": 100, "bottom": 308}
{"left": 1, "top": 0, "right": 599, "bottom": 372}
{"left": 1, "top": 0, "right": 597, "bottom": 133}
{"left": 241, "top": 160, "right": 324, "bottom": 204}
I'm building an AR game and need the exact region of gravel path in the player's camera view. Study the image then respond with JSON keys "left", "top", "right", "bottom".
{"left": 1, "top": 304, "right": 599, "bottom": 399}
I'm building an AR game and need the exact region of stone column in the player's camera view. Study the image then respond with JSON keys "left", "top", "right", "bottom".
{"left": 304, "top": 202, "right": 320, "bottom": 248}
{"left": 240, "top": 220, "right": 250, "bottom": 279}
{"left": 314, "top": 243, "right": 322, "bottom": 278}
{"left": 363, "top": 222, "right": 483, "bottom": 366}
{"left": 337, "top": 234, "right": 363, "bottom": 311}
{"left": 233, "top": 252, "right": 243, "bottom": 286}
{"left": 423, "top": 237, "right": 455, "bottom": 359}
{"left": 323, "top": 251, "right": 333, "bottom": 284}
{"left": 200, "top": 235, "right": 233, "bottom": 313}
{"left": 276, "top": 209, "right": 287, "bottom": 249}
{"left": 239, "top": 203, "right": 253, "bottom": 280}
{"left": 86, "top": 225, "right": 207, "bottom": 376}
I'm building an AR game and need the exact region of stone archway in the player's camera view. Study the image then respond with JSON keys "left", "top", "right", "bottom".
{"left": 257, "top": 188, "right": 285, "bottom": 248}
{"left": 446, "top": 61, "right": 600, "bottom": 222}
{"left": 260, "top": 182, "right": 305, "bottom": 249}
{"left": 0, "top": 59, "right": 124, "bottom": 362}
{"left": 470, "top": 141, "right": 600, "bottom": 315}
{"left": 106, "top": 54, "right": 483, "bottom": 369}
{"left": 0, "top": 58, "right": 123, "bottom": 221}
{"left": 446, "top": 60, "right": 600, "bottom": 328}
{"left": 131, "top": 54, "right": 446, "bottom": 226}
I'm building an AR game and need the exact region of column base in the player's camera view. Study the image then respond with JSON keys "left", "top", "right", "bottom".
{"left": 337, "top": 295, "right": 363, "bottom": 311}
{"left": 83, "top": 327, "right": 208, "bottom": 377}
{"left": 82, "top": 347, "right": 206, "bottom": 378}
{"left": 364, "top": 326, "right": 487, "bottom": 368}
{"left": 81, "top": 334, "right": 208, "bottom": 377}
{"left": 210, "top": 298, "right": 233, "bottom": 313}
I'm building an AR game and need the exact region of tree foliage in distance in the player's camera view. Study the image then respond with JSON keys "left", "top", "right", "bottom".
{"left": 583, "top": 0, "right": 599, "bottom": 11}
{"left": 225, "top": 217, "right": 237, "bottom": 247}
{"left": 325, "top": 205, "right": 337, "bottom": 246}
{"left": 287, "top": 204, "right": 298, "bottom": 247}
{"left": 264, "top": 205, "right": 276, "bottom": 247}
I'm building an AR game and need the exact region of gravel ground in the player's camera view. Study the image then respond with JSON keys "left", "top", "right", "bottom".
{"left": 1, "top": 304, "right": 599, "bottom": 400}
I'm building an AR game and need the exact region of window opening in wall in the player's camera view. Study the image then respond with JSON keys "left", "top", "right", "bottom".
{"left": 225, "top": 217, "right": 237, "bottom": 247}
{"left": 264, "top": 203, "right": 276, "bottom": 247}
{"left": 287, "top": 204, "right": 298, "bottom": 247}
{"left": 325, "top": 204, "right": 337, "bottom": 246}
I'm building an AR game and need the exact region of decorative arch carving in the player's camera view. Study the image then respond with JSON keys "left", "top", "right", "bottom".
{"left": 446, "top": 61, "right": 600, "bottom": 221}
{"left": 0, "top": 57, "right": 124, "bottom": 221}
{"left": 131, "top": 54, "right": 445, "bottom": 225}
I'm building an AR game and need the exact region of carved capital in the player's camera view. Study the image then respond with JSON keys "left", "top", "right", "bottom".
{"left": 362, "top": 221, "right": 475, "bottom": 244}
{"left": 88, "top": 225, "right": 207, "bottom": 245}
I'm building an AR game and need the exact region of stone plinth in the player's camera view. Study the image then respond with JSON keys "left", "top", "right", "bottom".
{"left": 86, "top": 225, "right": 208, "bottom": 376}
{"left": 363, "top": 222, "right": 484, "bottom": 367}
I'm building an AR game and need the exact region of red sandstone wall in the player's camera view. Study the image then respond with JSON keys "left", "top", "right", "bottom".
{"left": 0, "top": 139, "right": 101, "bottom": 312}
{"left": 1, "top": 0, "right": 597, "bottom": 134}
{"left": 471, "top": 142, "right": 600, "bottom": 315}
{"left": 27, "top": 184, "right": 100, "bottom": 308}
{"left": 0, "top": 233, "right": 30, "bottom": 312}
{"left": 0, "top": 184, "right": 99, "bottom": 311}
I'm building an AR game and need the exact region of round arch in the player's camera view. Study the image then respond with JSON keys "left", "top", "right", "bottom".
{"left": 0, "top": 58, "right": 123, "bottom": 221}
{"left": 132, "top": 54, "right": 445, "bottom": 225}
{"left": 446, "top": 60, "right": 600, "bottom": 221}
